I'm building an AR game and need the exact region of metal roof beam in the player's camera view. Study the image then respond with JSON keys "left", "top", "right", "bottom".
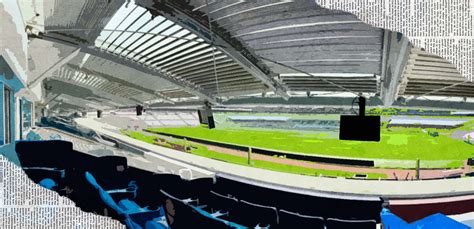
{"left": 181, "top": 65, "right": 244, "bottom": 79}
{"left": 136, "top": 0, "right": 290, "bottom": 100}
{"left": 37, "top": 35, "right": 217, "bottom": 104}
{"left": 28, "top": 48, "right": 81, "bottom": 88}
{"left": 64, "top": 64, "right": 176, "bottom": 104}
{"left": 47, "top": 78, "right": 137, "bottom": 106}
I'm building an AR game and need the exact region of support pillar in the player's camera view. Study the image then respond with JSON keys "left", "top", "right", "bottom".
{"left": 416, "top": 159, "right": 420, "bottom": 180}
{"left": 248, "top": 147, "right": 252, "bottom": 165}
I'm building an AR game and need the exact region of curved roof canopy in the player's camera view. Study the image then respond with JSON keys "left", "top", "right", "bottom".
{"left": 24, "top": 0, "right": 471, "bottom": 113}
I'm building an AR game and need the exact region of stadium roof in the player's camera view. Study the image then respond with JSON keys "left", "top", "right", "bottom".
{"left": 21, "top": 0, "right": 473, "bottom": 114}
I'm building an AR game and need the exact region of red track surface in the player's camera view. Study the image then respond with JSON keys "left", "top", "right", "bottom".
{"left": 203, "top": 144, "right": 473, "bottom": 180}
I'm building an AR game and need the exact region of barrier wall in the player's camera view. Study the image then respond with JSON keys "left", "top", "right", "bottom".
{"left": 149, "top": 131, "right": 375, "bottom": 167}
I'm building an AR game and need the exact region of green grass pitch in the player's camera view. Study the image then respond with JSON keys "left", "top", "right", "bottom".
{"left": 147, "top": 123, "right": 474, "bottom": 161}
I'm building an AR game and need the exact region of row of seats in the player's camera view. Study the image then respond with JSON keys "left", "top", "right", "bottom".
{"left": 192, "top": 190, "right": 376, "bottom": 229}
{"left": 16, "top": 140, "right": 381, "bottom": 229}
{"left": 211, "top": 177, "right": 383, "bottom": 221}
{"left": 84, "top": 158, "right": 379, "bottom": 229}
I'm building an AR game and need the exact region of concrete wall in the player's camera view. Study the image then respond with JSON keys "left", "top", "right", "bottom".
{"left": 0, "top": 0, "right": 28, "bottom": 82}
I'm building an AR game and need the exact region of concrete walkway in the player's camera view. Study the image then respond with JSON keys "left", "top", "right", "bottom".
{"left": 76, "top": 117, "right": 474, "bottom": 199}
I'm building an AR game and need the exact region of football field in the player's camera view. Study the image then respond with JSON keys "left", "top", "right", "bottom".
{"left": 144, "top": 113, "right": 474, "bottom": 169}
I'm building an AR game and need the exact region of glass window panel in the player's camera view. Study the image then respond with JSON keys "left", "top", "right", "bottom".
{"left": 112, "top": 32, "right": 133, "bottom": 47}
{"left": 4, "top": 86, "right": 11, "bottom": 144}
{"left": 142, "top": 37, "right": 177, "bottom": 58}
{"left": 116, "top": 33, "right": 143, "bottom": 54}
{"left": 102, "top": 32, "right": 122, "bottom": 49}
{"left": 103, "top": 2, "right": 130, "bottom": 30}
{"left": 160, "top": 25, "right": 182, "bottom": 36}
{"left": 138, "top": 16, "right": 166, "bottom": 33}
{"left": 128, "top": 12, "right": 152, "bottom": 31}
{"left": 153, "top": 20, "right": 175, "bottom": 34}
{"left": 116, "top": 7, "right": 147, "bottom": 31}
{"left": 21, "top": 100, "right": 32, "bottom": 131}
{"left": 153, "top": 43, "right": 209, "bottom": 67}
{"left": 124, "top": 34, "right": 154, "bottom": 57}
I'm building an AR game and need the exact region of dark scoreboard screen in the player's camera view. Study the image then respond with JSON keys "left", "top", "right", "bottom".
{"left": 339, "top": 115, "right": 381, "bottom": 142}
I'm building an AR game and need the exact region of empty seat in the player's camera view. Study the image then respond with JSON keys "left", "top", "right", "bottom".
{"left": 199, "top": 191, "right": 239, "bottom": 215}
{"left": 170, "top": 177, "right": 214, "bottom": 200}
{"left": 154, "top": 174, "right": 190, "bottom": 200}
{"left": 118, "top": 199, "right": 141, "bottom": 213}
{"left": 128, "top": 169, "right": 173, "bottom": 207}
{"left": 87, "top": 156, "right": 130, "bottom": 190}
{"left": 233, "top": 200, "right": 279, "bottom": 228}
{"left": 22, "top": 167, "right": 65, "bottom": 188}
{"left": 326, "top": 218, "right": 377, "bottom": 229}
{"left": 129, "top": 208, "right": 168, "bottom": 228}
{"left": 278, "top": 209, "right": 324, "bottom": 229}
{"left": 160, "top": 190, "right": 237, "bottom": 228}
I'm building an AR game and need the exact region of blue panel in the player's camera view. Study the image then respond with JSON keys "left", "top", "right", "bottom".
{"left": 21, "top": 99, "right": 32, "bottom": 131}
{"left": 119, "top": 199, "right": 141, "bottom": 212}
{"left": 381, "top": 208, "right": 470, "bottom": 229}
{"left": 380, "top": 208, "right": 409, "bottom": 228}
{"left": 0, "top": 56, "right": 25, "bottom": 93}
{"left": 0, "top": 55, "right": 26, "bottom": 147}
{"left": 412, "top": 213, "right": 470, "bottom": 229}
{"left": 39, "top": 178, "right": 57, "bottom": 190}
{"left": 9, "top": 86, "right": 14, "bottom": 144}
{"left": 0, "top": 84, "right": 16, "bottom": 146}
{"left": 0, "top": 82, "right": 3, "bottom": 145}
{"left": 26, "top": 131, "right": 43, "bottom": 141}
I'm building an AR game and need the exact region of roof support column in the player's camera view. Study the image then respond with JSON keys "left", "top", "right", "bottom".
{"left": 380, "top": 31, "right": 412, "bottom": 106}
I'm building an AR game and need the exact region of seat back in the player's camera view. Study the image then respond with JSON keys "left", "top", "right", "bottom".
{"left": 88, "top": 156, "right": 129, "bottom": 189}
{"left": 85, "top": 171, "right": 123, "bottom": 214}
{"left": 16, "top": 140, "right": 73, "bottom": 168}
{"left": 326, "top": 218, "right": 377, "bottom": 229}
{"left": 236, "top": 200, "right": 279, "bottom": 227}
{"left": 201, "top": 191, "right": 239, "bottom": 214}
{"left": 278, "top": 209, "right": 324, "bottom": 229}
